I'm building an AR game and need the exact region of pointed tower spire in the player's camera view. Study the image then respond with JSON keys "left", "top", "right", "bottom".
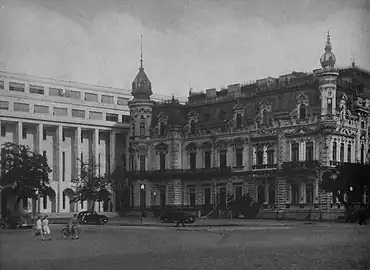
{"left": 140, "top": 34, "right": 144, "bottom": 70}
{"left": 351, "top": 52, "right": 356, "bottom": 68}
{"left": 325, "top": 31, "right": 332, "bottom": 52}
{"left": 320, "top": 31, "right": 336, "bottom": 70}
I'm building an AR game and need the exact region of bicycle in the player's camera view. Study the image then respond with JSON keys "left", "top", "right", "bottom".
{"left": 60, "top": 225, "right": 79, "bottom": 240}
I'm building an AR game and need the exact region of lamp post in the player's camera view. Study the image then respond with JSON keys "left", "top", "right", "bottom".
{"left": 140, "top": 184, "right": 145, "bottom": 224}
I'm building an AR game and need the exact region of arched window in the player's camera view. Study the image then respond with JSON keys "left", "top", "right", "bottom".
{"left": 347, "top": 144, "right": 352, "bottom": 162}
{"left": 235, "top": 113, "right": 242, "bottom": 129}
{"left": 140, "top": 122, "right": 145, "bottom": 137}
{"left": 291, "top": 184, "right": 299, "bottom": 204}
{"left": 190, "top": 120, "right": 195, "bottom": 133}
{"left": 299, "top": 104, "right": 307, "bottom": 119}
{"left": 258, "top": 185, "right": 265, "bottom": 205}
{"left": 306, "top": 183, "right": 314, "bottom": 203}
{"left": 332, "top": 141, "right": 337, "bottom": 161}
{"left": 340, "top": 143, "right": 344, "bottom": 162}
{"left": 159, "top": 121, "right": 165, "bottom": 136}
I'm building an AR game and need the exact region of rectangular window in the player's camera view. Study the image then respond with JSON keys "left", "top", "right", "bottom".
{"left": 139, "top": 155, "right": 146, "bottom": 171}
{"left": 62, "top": 152, "right": 65, "bottom": 182}
{"left": 327, "top": 98, "right": 332, "bottom": 115}
{"left": 189, "top": 188, "right": 196, "bottom": 206}
{"left": 84, "top": 93, "right": 98, "bottom": 102}
{"left": 29, "top": 85, "right": 44, "bottom": 95}
{"left": 235, "top": 186, "right": 243, "bottom": 201}
{"left": 106, "top": 113, "right": 118, "bottom": 122}
{"left": 219, "top": 150, "right": 227, "bottom": 168}
{"left": 72, "top": 109, "right": 85, "bottom": 118}
{"left": 340, "top": 143, "right": 345, "bottom": 163}
{"left": 1, "top": 125, "right": 5, "bottom": 137}
{"left": 190, "top": 152, "right": 197, "bottom": 170}
{"left": 117, "top": 97, "right": 128, "bottom": 105}
{"left": 9, "top": 82, "right": 25, "bottom": 92}
{"left": 159, "top": 153, "right": 166, "bottom": 171}
{"left": 101, "top": 95, "right": 114, "bottom": 104}
{"left": 69, "top": 90, "right": 81, "bottom": 99}
{"left": 80, "top": 153, "right": 84, "bottom": 174}
{"left": 49, "top": 87, "right": 61, "bottom": 96}
{"left": 89, "top": 111, "right": 103, "bottom": 120}
{"left": 0, "top": 80, "right": 4, "bottom": 89}
{"left": 347, "top": 145, "right": 351, "bottom": 163}
{"left": 267, "top": 150, "right": 274, "bottom": 164}
{"left": 43, "top": 151, "right": 47, "bottom": 158}
{"left": 43, "top": 128, "right": 47, "bottom": 140}
{"left": 13, "top": 102, "right": 29, "bottom": 112}
{"left": 62, "top": 131, "right": 65, "bottom": 142}
{"left": 22, "top": 127, "right": 27, "bottom": 139}
{"left": 257, "top": 149, "right": 264, "bottom": 164}
{"left": 53, "top": 107, "right": 68, "bottom": 116}
{"left": 0, "top": 101, "right": 9, "bottom": 110}
{"left": 204, "top": 151, "right": 211, "bottom": 168}
{"left": 129, "top": 155, "right": 135, "bottom": 171}
{"left": 80, "top": 131, "right": 84, "bottom": 143}
{"left": 305, "top": 142, "right": 314, "bottom": 161}
{"left": 204, "top": 188, "right": 211, "bottom": 205}
{"left": 34, "top": 105, "right": 49, "bottom": 114}
{"left": 235, "top": 149, "right": 243, "bottom": 166}
{"left": 291, "top": 143, "right": 299, "bottom": 162}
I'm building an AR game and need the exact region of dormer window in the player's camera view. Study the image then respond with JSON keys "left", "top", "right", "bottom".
{"left": 140, "top": 122, "right": 145, "bottom": 137}
{"left": 235, "top": 113, "right": 242, "bottom": 129}
{"left": 159, "top": 121, "right": 165, "bottom": 136}
{"left": 299, "top": 104, "right": 307, "bottom": 119}
{"left": 190, "top": 120, "right": 195, "bottom": 133}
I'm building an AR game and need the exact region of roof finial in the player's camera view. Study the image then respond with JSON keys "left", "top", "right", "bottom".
{"left": 351, "top": 52, "right": 356, "bottom": 68}
{"left": 140, "top": 34, "right": 143, "bottom": 69}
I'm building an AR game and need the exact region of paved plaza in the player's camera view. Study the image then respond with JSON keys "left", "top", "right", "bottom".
{"left": 1, "top": 222, "right": 369, "bottom": 270}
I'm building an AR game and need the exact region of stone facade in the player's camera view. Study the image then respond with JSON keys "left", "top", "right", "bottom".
{"left": 127, "top": 34, "right": 370, "bottom": 214}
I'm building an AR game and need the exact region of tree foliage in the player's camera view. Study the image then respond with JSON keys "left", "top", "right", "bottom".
{"left": 320, "top": 163, "right": 370, "bottom": 208}
{"left": 71, "top": 157, "right": 113, "bottom": 211}
{"left": 227, "top": 193, "right": 260, "bottom": 218}
{"left": 0, "top": 142, "right": 52, "bottom": 200}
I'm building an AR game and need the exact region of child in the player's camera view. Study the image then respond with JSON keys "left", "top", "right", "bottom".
{"left": 42, "top": 215, "right": 51, "bottom": 240}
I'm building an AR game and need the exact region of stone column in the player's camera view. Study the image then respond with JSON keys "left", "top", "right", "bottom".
{"left": 16, "top": 121, "right": 22, "bottom": 144}
{"left": 109, "top": 131, "right": 116, "bottom": 212}
{"left": 93, "top": 129, "right": 99, "bottom": 171}
{"left": 56, "top": 125, "right": 63, "bottom": 213}
{"left": 75, "top": 127, "right": 82, "bottom": 177}
{"left": 36, "top": 123, "right": 43, "bottom": 213}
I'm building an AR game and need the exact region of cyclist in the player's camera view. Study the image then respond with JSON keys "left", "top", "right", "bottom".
{"left": 68, "top": 214, "right": 79, "bottom": 236}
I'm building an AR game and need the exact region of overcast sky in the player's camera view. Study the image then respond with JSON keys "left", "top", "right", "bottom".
{"left": 0, "top": 0, "right": 369, "bottom": 98}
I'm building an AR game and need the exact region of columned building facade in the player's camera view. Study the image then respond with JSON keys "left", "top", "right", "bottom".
{"left": 0, "top": 71, "right": 174, "bottom": 216}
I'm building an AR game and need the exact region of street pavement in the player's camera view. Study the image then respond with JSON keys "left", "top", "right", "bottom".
{"left": 1, "top": 221, "right": 369, "bottom": 269}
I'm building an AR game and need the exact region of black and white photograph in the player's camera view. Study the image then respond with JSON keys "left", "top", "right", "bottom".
{"left": 0, "top": 0, "right": 369, "bottom": 269}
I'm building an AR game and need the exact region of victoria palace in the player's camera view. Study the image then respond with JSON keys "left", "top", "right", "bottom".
{"left": 0, "top": 34, "right": 369, "bottom": 218}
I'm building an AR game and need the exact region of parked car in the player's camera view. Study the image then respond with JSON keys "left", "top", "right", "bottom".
{"left": 77, "top": 211, "right": 108, "bottom": 225}
{"left": 159, "top": 210, "right": 196, "bottom": 225}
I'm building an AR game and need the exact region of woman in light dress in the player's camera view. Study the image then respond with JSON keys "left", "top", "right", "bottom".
{"left": 42, "top": 215, "right": 51, "bottom": 240}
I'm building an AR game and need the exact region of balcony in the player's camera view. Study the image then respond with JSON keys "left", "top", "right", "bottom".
{"left": 252, "top": 164, "right": 278, "bottom": 170}
{"left": 282, "top": 160, "right": 320, "bottom": 171}
{"left": 126, "top": 166, "right": 232, "bottom": 180}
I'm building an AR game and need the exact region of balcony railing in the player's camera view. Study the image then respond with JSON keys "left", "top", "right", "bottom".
{"left": 252, "top": 163, "right": 278, "bottom": 170}
{"left": 282, "top": 160, "right": 320, "bottom": 170}
{"left": 126, "top": 166, "right": 232, "bottom": 180}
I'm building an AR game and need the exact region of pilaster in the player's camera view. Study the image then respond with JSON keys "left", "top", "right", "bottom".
{"left": 57, "top": 125, "right": 63, "bottom": 213}
{"left": 16, "top": 121, "right": 22, "bottom": 144}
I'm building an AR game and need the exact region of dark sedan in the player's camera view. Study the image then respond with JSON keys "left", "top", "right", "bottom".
{"left": 160, "top": 210, "right": 196, "bottom": 226}
{"left": 77, "top": 211, "right": 108, "bottom": 225}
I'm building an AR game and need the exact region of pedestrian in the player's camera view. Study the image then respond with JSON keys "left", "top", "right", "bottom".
{"left": 34, "top": 216, "right": 44, "bottom": 241}
{"left": 358, "top": 204, "right": 367, "bottom": 226}
{"left": 42, "top": 215, "right": 51, "bottom": 240}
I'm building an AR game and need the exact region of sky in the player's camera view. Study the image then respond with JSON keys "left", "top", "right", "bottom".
{"left": 0, "top": 0, "right": 369, "bottom": 98}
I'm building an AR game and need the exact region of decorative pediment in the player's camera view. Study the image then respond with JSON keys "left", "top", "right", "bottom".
{"left": 296, "top": 92, "right": 309, "bottom": 106}
{"left": 336, "top": 127, "right": 356, "bottom": 137}
{"left": 230, "top": 137, "right": 245, "bottom": 148}
{"left": 233, "top": 100, "right": 245, "bottom": 112}
{"left": 200, "top": 141, "right": 213, "bottom": 150}
{"left": 188, "top": 109, "right": 199, "bottom": 118}
{"left": 185, "top": 142, "right": 198, "bottom": 152}
{"left": 215, "top": 140, "right": 228, "bottom": 150}
{"left": 254, "top": 128, "right": 277, "bottom": 137}
{"left": 285, "top": 125, "right": 317, "bottom": 137}
{"left": 155, "top": 142, "right": 168, "bottom": 152}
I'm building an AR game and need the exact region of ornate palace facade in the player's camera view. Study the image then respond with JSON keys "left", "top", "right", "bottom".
{"left": 127, "top": 34, "right": 370, "bottom": 213}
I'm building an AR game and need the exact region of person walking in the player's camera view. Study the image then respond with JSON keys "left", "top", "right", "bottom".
{"left": 42, "top": 215, "right": 51, "bottom": 240}
{"left": 34, "top": 216, "right": 44, "bottom": 241}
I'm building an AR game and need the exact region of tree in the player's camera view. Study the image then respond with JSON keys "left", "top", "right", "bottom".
{"left": 320, "top": 163, "right": 370, "bottom": 209}
{"left": 227, "top": 193, "right": 260, "bottom": 219}
{"left": 0, "top": 142, "right": 52, "bottom": 212}
{"left": 71, "top": 157, "right": 113, "bottom": 211}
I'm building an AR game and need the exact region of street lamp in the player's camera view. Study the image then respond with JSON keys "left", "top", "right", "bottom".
{"left": 349, "top": 186, "right": 353, "bottom": 192}
{"left": 140, "top": 184, "right": 145, "bottom": 190}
